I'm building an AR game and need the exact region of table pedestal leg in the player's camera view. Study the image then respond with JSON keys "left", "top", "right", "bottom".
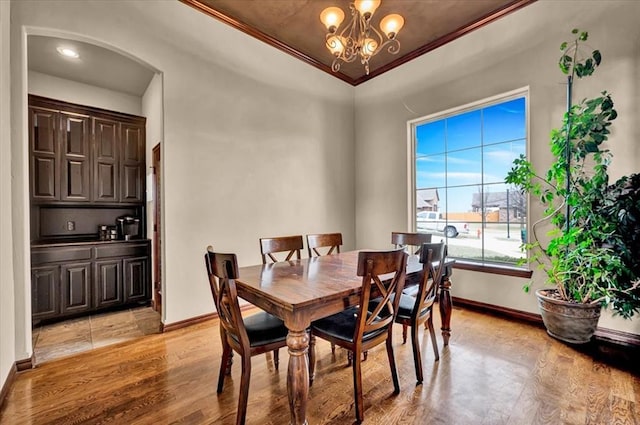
{"left": 439, "top": 273, "right": 452, "bottom": 345}
{"left": 287, "top": 329, "right": 309, "bottom": 425}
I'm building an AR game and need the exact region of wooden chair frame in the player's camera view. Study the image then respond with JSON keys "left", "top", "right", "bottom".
{"left": 309, "top": 249, "right": 408, "bottom": 423}
{"left": 396, "top": 242, "right": 445, "bottom": 383}
{"left": 205, "top": 248, "right": 288, "bottom": 425}
{"left": 391, "top": 231, "right": 432, "bottom": 255}
{"left": 306, "top": 232, "right": 342, "bottom": 257}
{"left": 259, "top": 235, "right": 304, "bottom": 264}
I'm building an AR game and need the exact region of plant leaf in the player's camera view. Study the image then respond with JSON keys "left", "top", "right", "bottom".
{"left": 593, "top": 50, "right": 602, "bottom": 66}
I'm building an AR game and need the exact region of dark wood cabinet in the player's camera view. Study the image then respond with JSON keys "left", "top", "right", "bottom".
{"left": 60, "top": 262, "right": 92, "bottom": 315}
{"left": 93, "top": 117, "right": 119, "bottom": 202}
{"left": 31, "top": 240, "right": 151, "bottom": 323}
{"left": 29, "top": 96, "right": 150, "bottom": 324}
{"left": 28, "top": 95, "right": 146, "bottom": 206}
{"left": 124, "top": 257, "right": 148, "bottom": 303}
{"left": 60, "top": 113, "right": 91, "bottom": 202}
{"left": 29, "top": 107, "right": 60, "bottom": 201}
{"left": 120, "top": 123, "right": 145, "bottom": 203}
{"left": 31, "top": 265, "right": 60, "bottom": 320}
{"left": 94, "top": 260, "right": 123, "bottom": 309}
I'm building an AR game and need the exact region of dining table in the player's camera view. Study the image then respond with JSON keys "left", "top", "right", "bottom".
{"left": 235, "top": 250, "right": 454, "bottom": 425}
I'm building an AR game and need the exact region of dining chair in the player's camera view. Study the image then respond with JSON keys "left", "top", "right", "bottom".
{"left": 394, "top": 241, "right": 445, "bottom": 384}
{"left": 259, "top": 235, "right": 304, "bottom": 263}
{"left": 306, "top": 232, "right": 343, "bottom": 356}
{"left": 391, "top": 231, "right": 432, "bottom": 255}
{"left": 309, "top": 248, "right": 408, "bottom": 423}
{"left": 204, "top": 248, "right": 289, "bottom": 425}
{"left": 306, "top": 232, "right": 342, "bottom": 257}
{"left": 393, "top": 231, "right": 433, "bottom": 299}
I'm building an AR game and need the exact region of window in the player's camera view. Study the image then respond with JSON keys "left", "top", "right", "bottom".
{"left": 409, "top": 89, "right": 528, "bottom": 267}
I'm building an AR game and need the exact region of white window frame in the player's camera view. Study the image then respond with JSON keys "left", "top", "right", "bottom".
{"left": 406, "top": 87, "right": 530, "bottom": 267}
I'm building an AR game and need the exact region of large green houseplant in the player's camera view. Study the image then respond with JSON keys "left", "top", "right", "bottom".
{"left": 506, "top": 29, "right": 640, "bottom": 343}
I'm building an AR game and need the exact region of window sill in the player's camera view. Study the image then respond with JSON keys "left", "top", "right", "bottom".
{"left": 452, "top": 260, "right": 533, "bottom": 278}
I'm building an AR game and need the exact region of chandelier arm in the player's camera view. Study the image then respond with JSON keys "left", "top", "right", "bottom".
{"left": 331, "top": 58, "right": 342, "bottom": 72}
{"left": 375, "top": 38, "right": 401, "bottom": 57}
{"left": 368, "top": 24, "right": 385, "bottom": 49}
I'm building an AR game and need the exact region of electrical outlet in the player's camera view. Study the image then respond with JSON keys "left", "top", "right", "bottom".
{"left": 66, "top": 221, "right": 76, "bottom": 231}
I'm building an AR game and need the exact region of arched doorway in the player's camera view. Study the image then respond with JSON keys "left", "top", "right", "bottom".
{"left": 25, "top": 32, "right": 165, "bottom": 365}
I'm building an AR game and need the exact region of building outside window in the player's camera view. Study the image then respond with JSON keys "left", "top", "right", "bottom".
{"left": 409, "top": 89, "right": 528, "bottom": 267}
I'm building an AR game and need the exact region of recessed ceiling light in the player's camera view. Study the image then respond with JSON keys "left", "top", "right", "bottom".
{"left": 56, "top": 46, "right": 79, "bottom": 59}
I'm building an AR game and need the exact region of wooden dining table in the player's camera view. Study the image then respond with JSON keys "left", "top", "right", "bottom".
{"left": 235, "top": 250, "right": 454, "bottom": 425}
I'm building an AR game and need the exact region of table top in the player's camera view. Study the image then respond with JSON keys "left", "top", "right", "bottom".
{"left": 235, "top": 251, "right": 438, "bottom": 328}
{"left": 236, "top": 251, "right": 363, "bottom": 308}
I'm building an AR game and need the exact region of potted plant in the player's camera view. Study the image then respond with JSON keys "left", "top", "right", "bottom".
{"left": 505, "top": 29, "right": 640, "bottom": 344}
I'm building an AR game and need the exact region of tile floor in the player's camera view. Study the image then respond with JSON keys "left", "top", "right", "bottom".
{"left": 32, "top": 307, "right": 161, "bottom": 365}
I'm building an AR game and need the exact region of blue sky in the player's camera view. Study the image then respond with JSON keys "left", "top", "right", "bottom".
{"left": 415, "top": 97, "right": 526, "bottom": 213}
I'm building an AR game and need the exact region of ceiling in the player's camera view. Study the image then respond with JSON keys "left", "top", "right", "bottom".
{"left": 28, "top": 36, "right": 156, "bottom": 97}
{"left": 181, "top": 0, "right": 535, "bottom": 85}
{"left": 26, "top": 1, "right": 535, "bottom": 94}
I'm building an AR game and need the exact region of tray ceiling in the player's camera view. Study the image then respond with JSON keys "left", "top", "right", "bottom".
{"left": 181, "top": 0, "right": 535, "bottom": 85}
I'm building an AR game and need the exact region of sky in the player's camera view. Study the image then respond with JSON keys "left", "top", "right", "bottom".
{"left": 415, "top": 97, "right": 526, "bottom": 214}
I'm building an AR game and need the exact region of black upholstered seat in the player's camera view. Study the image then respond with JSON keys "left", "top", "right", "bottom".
{"left": 311, "top": 307, "right": 387, "bottom": 344}
{"left": 395, "top": 293, "right": 430, "bottom": 319}
{"left": 243, "top": 312, "right": 288, "bottom": 347}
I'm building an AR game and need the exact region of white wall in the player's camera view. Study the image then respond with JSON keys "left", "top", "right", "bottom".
{"left": 10, "top": 0, "right": 355, "bottom": 348}
{"left": 354, "top": 1, "right": 640, "bottom": 334}
{"left": 28, "top": 70, "right": 142, "bottom": 115}
{"left": 0, "top": 0, "right": 16, "bottom": 389}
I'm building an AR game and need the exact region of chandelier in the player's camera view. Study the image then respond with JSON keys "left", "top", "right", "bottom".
{"left": 319, "top": 0, "right": 404, "bottom": 75}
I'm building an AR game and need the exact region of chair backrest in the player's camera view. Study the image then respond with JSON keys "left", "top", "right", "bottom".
{"left": 204, "top": 246, "right": 220, "bottom": 310}
{"left": 355, "top": 248, "right": 408, "bottom": 340}
{"left": 306, "top": 233, "right": 342, "bottom": 257}
{"left": 260, "top": 235, "right": 304, "bottom": 264}
{"left": 413, "top": 242, "right": 446, "bottom": 318}
{"left": 204, "top": 249, "right": 250, "bottom": 352}
{"left": 391, "top": 232, "right": 432, "bottom": 255}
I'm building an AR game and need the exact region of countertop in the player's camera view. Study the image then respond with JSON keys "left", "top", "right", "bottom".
{"left": 31, "top": 238, "right": 151, "bottom": 248}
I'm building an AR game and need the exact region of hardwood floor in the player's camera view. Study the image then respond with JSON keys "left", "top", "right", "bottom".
{"left": 2, "top": 307, "right": 638, "bottom": 424}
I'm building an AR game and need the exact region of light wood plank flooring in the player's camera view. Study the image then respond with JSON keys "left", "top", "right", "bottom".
{"left": 32, "top": 307, "right": 161, "bottom": 365}
{"left": 2, "top": 307, "right": 638, "bottom": 424}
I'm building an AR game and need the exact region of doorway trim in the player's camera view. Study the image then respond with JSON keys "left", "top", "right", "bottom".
{"left": 152, "top": 143, "right": 162, "bottom": 316}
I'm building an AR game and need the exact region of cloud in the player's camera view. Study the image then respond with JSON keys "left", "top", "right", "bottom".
{"left": 447, "top": 172, "right": 483, "bottom": 181}
{"left": 485, "top": 149, "right": 522, "bottom": 162}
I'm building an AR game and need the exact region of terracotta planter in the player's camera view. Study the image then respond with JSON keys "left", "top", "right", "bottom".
{"left": 535, "top": 289, "right": 601, "bottom": 344}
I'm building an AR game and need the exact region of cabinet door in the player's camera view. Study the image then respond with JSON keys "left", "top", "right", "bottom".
{"left": 29, "top": 107, "right": 60, "bottom": 201}
{"left": 60, "top": 113, "right": 91, "bottom": 202}
{"left": 123, "top": 256, "right": 149, "bottom": 303}
{"left": 31, "top": 265, "right": 60, "bottom": 320}
{"left": 60, "top": 262, "right": 92, "bottom": 315}
{"left": 93, "top": 118, "right": 119, "bottom": 202}
{"left": 120, "top": 123, "right": 145, "bottom": 203}
{"left": 94, "top": 260, "right": 124, "bottom": 309}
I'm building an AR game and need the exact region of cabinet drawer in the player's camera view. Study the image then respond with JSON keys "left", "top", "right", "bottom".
{"left": 32, "top": 247, "right": 93, "bottom": 265}
{"left": 95, "top": 242, "right": 149, "bottom": 259}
